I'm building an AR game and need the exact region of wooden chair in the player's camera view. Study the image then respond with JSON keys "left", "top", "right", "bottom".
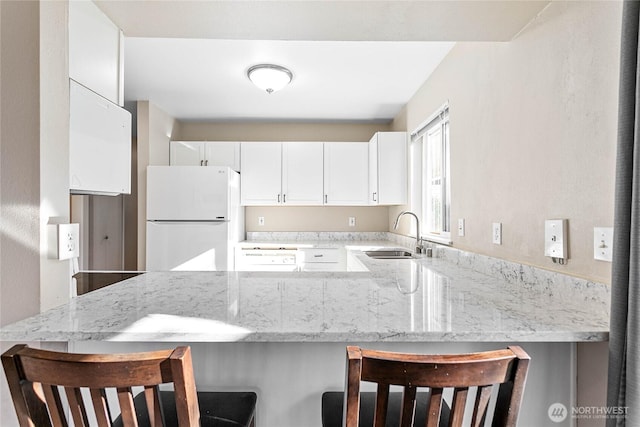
{"left": 2, "top": 344, "right": 257, "bottom": 427}
{"left": 322, "top": 345, "right": 530, "bottom": 427}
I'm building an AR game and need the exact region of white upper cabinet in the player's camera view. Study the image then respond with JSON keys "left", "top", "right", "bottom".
{"left": 69, "top": 81, "right": 131, "bottom": 195}
{"left": 241, "top": 143, "right": 283, "bottom": 205}
{"left": 282, "top": 142, "right": 324, "bottom": 205}
{"left": 69, "top": 0, "right": 123, "bottom": 105}
{"left": 241, "top": 142, "right": 324, "bottom": 206}
{"left": 324, "top": 142, "right": 369, "bottom": 205}
{"left": 369, "top": 132, "right": 408, "bottom": 205}
{"left": 170, "top": 141, "right": 240, "bottom": 171}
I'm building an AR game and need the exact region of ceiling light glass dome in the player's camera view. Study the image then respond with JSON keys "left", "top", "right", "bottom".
{"left": 247, "top": 64, "right": 293, "bottom": 94}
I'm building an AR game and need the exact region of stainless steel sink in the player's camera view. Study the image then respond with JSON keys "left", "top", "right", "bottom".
{"left": 364, "top": 250, "right": 413, "bottom": 259}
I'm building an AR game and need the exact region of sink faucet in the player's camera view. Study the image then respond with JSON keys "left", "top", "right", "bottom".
{"left": 393, "top": 211, "right": 424, "bottom": 254}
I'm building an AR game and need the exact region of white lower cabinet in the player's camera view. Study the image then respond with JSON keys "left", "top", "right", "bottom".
{"left": 297, "top": 248, "right": 344, "bottom": 271}
{"left": 323, "top": 142, "right": 369, "bottom": 205}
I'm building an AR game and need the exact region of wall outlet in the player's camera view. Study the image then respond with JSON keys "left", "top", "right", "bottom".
{"left": 594, "top": 227, "right": 613, "bottom": 262}
{"left": 458, "top": 218, "right": 465, "bottom": 237}
{"left": 544, "top": 219, "right": 568, "bottom": 260}
{"left": 57, "top": 223, "right": 80, "bottom": 260}
{"left": 492, "top": 222, "right": 502, "bottom": 245}
{"left": 258, "top": 216, "right": 265, "bottom": 226}
{"left": 348, "top": 217, "right": 356, "bottom": 227}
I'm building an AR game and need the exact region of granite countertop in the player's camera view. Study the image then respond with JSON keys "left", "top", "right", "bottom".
{"left": 0, "top": 239, "right": 610, "bottom": 343}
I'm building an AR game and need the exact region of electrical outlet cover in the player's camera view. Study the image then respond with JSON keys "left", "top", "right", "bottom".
{"left": 57, "top": 223, "right": 80, "bottom": 260}
{"left": 594, "top": 227, "right": 613, "bottom": 262}
{"left": 492, "top": 223, "right": 502, "bottom": 244}
{"left": 544, "top": 219, "right": 567, "bottom": 259}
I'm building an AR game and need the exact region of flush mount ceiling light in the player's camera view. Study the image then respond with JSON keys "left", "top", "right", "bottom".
{"left": 247, "top": 64, "right": 293, "bottom": 94}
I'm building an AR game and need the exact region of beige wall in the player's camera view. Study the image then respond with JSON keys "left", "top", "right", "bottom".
{"left": 0, "top": 0, "right": 42, "bottom": 325}
{"left": 392, "top": 1, "right": 621, "bottom": 284}
{"left": 0, "top": 0, "right": 72, "bottom": 325}
{"left": 136, "top": 101, "right": 178, "bottom": 269}
{"left": 175, "top": 121, "right": 392, "bottom": 233}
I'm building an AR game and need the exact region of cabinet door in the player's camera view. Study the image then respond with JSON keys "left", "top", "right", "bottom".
{"left": 324, "top": 142, "right": 369, "bottom": 205}
{"left": 205, "top": 142, "right": 241, "bottom": 171}
{"left": 69, "top": 0, "right": 123, "bottom": 105}
{"left": 281, "top": 142, "right": 324, "bottom": 205}
{"left": 369, "top": 132, "right": 408, "bottom": 205}
{"left": 377, "top": 132, "right": 408, "bottom": 205}
{"left": 368, "top": 135, "right": 379, "bottom": 204}
{"left": 241, "top": 142, "right": 282, "bottom": 205}
{"left": 170, "top": 141, "right": 205, "bottom": 165}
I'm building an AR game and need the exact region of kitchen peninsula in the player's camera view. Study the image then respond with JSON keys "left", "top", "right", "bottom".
{"left": 0, "top": 237, "right": 609, "bottom": 427}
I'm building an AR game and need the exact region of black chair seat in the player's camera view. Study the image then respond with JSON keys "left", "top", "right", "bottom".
{"left": 114, "top": 390, "right": 257, "bottom": 427}
{"left": 322, "top": 391, "right": 450, "bottom": 427}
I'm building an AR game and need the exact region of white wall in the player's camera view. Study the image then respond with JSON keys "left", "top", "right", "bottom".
{"left": 136, "top": 101, "right": 177, "bottom": 269}
{"left": 39, "top": 0, "right": 72, "bottom": 312}
{"left": 392, "top": 1, "right": 622, "bottom": 284}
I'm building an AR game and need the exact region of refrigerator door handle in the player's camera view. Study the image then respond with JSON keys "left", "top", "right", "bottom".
{"left": 147, "top": 220, "right": 228, "bottom": 224}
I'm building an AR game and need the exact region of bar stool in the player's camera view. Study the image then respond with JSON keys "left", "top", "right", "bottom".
{"left": 322, "top": 345, "right": 530, "bottom": 427}
{"left": 2, "top": 344, "right": 257, "bottom": 427}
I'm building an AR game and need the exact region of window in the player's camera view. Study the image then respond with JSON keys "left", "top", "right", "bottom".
{"left": 411, "top": 104, "right": 451, "bottom": 244}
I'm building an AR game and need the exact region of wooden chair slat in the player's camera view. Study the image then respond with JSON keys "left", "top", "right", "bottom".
{"left": 65, "top": 387, "right": 90, "bottom": 427}
{"left": 144, "top": 385, "right": 164, "bottom": 427}
{"left": 400, "top": 386, "right": 417, "bottom": 427}
{"left": 425, "top": 388, "right": 443, "bottom": 427}
{"left": 448, "top": 388, "right": 468, "bottom": 427}
{"left": 471, "top": 385, "right": 493, "bottom": 427}
{"left": 373, "top": 384, "right": 389, "bottom": 427}
{"left": 117, "top": 387, "right": 138, "bottom": 427}
{"left": 41, "top": 384, "right": 67, "bottom": 427}
{"left": 89, "top": 388, "right": 112, "bottom": 427}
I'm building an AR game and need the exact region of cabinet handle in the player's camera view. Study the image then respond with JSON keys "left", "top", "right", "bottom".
{"left": 314, "top": 254, "right": 323, "bottom": 258}
{"left": 278, "top": 194, "right": 281, "bottom": 203}
{"left": 372, "top": 192, "right": 377, "bottom": 202}
{"left": 324, "top": 195, "right": 328, "bottom": 204}
{"left": 200, "top": 160, "right": 204, "bottom": 166}
{"left": 205, "top": 159, "right": 208, "bottom": 166}
{"left": 283, "top": 194, "right": 287, "bottom": 203}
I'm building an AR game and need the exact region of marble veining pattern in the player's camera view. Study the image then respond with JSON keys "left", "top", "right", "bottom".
{"left": 0, "top": 237, "right": 609, "bottom": 343}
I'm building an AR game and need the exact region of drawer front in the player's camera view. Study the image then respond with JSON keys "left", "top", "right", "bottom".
{"left": 298, "top": 248, "right": 340, "bottom": 263}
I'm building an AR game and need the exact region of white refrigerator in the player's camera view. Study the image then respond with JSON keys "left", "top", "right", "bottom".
{"left": 146, "top": 166, "right": 244, "bottom": 271}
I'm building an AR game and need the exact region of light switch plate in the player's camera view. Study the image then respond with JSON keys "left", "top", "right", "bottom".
{"left": 492, "top": 222, "right": 502, "bottom": 244}
{"left": 458, "top": 218, "right": 465, "bottom": 237}
{"left": 57, "top": 223, "right": 80, "bottom": 260}
{"left": 348, "top": 217, "right": 356, "bottom": 227}
{"left": 544, "top": 219, "right": 567, "bottom": 259}
{"left": 594, "top": 227, "right": 613, "bottom": 262}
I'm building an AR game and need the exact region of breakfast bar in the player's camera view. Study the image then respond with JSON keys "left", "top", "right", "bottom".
{"left": 0, "top": 242, "right": 610, "bottom": 426}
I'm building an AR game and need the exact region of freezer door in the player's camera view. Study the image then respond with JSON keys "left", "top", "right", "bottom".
{"left": 147, "top": 166, "right": 230, "bottom": 220}
{"left": 146, "top": 222, "right": 230, "bottom": 271}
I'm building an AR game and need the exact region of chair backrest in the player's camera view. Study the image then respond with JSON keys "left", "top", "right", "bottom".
{"left": 342, "top": 346, "right": 530, "bottom": 427}
{"left": 2, "top": 344, "right": 200, "bottom": 427}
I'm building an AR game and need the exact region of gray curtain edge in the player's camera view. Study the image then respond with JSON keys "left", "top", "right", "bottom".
{"left": 607, "top": 1, "right": 640, "bottom": 426}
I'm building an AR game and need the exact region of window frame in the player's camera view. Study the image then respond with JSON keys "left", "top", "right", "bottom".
{"left": 410, "top": 103, "right": 451, "bottom": 245}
